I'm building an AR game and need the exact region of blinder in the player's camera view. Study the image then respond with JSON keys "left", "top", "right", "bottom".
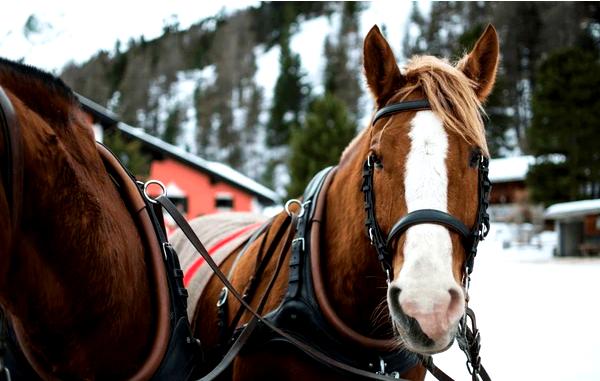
{"left": 363, "top": 98, "right": 491, "bottom": 281}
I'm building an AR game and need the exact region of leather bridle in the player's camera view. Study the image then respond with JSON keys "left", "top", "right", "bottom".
{"left": 362, "top": 98, "right": 493, "bottom": 380}
{"left": 362, "top": 98, "right": 491, "bottom": 282}
{"left": 0, "top": 86, "right": 23, "bottom": 232}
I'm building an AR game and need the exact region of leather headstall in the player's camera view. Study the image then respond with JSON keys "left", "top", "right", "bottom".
{"left": 362, "top": 98, "right": 491, "bottom": 281}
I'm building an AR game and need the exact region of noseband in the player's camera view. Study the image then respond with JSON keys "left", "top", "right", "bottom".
{"left": 362, "top": 99, "right": 491, "bottom": 282}
{"left": 0, "top": 86, "right": 23, "bottom": 231}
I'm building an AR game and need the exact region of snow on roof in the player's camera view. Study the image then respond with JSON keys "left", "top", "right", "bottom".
{"left": 488, "top": 155, "right": 534, "bottom": 183}
{"left": 117, "top": 122, "right": 280, "bottom": 203}
{"left": 544, "top": 199, "right": 600, "bottom": 220}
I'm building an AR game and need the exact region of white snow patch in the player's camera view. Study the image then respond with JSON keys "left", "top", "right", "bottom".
{"left": 425, "top": 223, "right": 600, "bottom": 381}
{"left": 254, "top": 44, "right": 280, "bottom": 104}
{"left": 545, "top": 199, "right": 600, "bottom": 220}
{"left": 488, "top": 155, "right": 534, "bottom": 183}
{"left": 290, "top": 16, "right": 331, "bottom": 95}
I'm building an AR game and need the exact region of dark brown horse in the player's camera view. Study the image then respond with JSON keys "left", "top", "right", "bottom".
{"left": 177, "top": 25, "right": 498, "bottom": 380}
{"left": 0, "top": 59, "right": 190, "bottom": 380}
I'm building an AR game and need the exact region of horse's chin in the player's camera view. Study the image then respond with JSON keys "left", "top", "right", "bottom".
{"left": 392, "top": 317, "right": 457, "bottom": 355}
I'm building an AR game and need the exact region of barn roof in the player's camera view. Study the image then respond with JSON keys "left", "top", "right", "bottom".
{"left": 488, "top": 155, "right": 534, "bottom": 183}
{"left": 545, "top": 199, "right": 600, "bottom": 220}
{"left": 77, "top": 94, "right": 280, "bottom": 204}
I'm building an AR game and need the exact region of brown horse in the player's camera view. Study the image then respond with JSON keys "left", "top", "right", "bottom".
{"left": 177, "top": 24, "right": 498, "bottom": 380}
{"left": 0, "top": 59, "right": 194, "bottom": 380}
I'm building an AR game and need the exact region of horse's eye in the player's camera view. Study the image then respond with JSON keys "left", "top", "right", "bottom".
{"left": 469, "top": 148, "right": 481, "bottom": 168}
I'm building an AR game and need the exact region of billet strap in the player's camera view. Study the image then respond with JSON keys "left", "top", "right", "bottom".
{"left": 227, "top": 217, "right": 291, "bottom": 337}
{"left": 198, "top": 317, "right": 259, "bottom": 381}
{"left": 156, "top": 196, "right": 412, "bottom": 381}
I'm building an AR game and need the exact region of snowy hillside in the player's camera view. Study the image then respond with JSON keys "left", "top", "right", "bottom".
{"left": 1, "top": 2, "right": 431, "bottom": 196}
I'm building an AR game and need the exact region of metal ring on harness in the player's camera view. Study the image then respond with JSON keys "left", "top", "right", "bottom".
{"left": 216, "top": 287, "right": 229, "bottom": 308}
{"left": 143, "top": 180, "right": 167, "bottom": 204}
{"left": 284, "top": 199, "right": 305, "bottom": 217}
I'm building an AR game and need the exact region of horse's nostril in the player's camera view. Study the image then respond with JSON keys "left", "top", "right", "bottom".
{"left": 447, "top": 287, "right": 464, "bottom": 321}
{"left": 388, "top": 285, "right": 401, "bottom": 302}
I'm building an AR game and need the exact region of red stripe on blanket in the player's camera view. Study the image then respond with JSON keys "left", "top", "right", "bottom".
{"left": 183, "top": 222, "right": 262, "bottom": 287}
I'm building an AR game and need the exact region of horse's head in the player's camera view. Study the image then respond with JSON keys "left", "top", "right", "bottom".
{"left": 362, "top": 25, "right": 498, "bottom": 354}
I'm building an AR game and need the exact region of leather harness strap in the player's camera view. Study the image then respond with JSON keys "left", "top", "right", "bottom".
{"left": 387, "top": 209, "right": 471, "bottom": 247}
{"left": 372, "top": 99, "right": 431, "bottom": 125}
{"left": 0, "top": 85, "right": 23, "bottom": 232}
{"left": 156, "top": 196, "right": 411, "bottom": 381}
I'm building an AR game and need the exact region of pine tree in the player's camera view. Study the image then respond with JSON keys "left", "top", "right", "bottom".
{"left": 287, "top": 94, "right": 356, "bottom": 197}
{"left": 323, "top": 2, "right": 363, "bottom": 120}
{"left": 266, "top": 26, "right": 308, "bottom": 147}
{"left": 163, "top": 105, "right": 181, "bottom": 145}
{"left": 527, "top": 47, "right": 600, "bottom": 205}
{"left": 402, "top": 3, "right": 428, "bottom": 57}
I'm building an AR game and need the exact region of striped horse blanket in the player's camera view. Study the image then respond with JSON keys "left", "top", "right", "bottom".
{"left": 170, "top": 212, "right": 267, "bottom": 323}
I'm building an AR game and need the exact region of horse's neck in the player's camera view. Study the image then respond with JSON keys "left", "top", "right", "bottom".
{"left": 1, "top": 120, "right": 152, "bottom": 378}
{"left": 322, "top": 157, "right": 391, "bottom": 337}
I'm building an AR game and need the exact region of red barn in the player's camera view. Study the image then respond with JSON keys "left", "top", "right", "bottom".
{"left": 78, "top": 95, "right": 279, "bottom": 223}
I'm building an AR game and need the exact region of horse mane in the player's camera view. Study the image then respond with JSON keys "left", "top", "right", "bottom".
{"left": 0, "top": 57, "right": 77, "bottom": 128}
{"left": 399, "top": 55, "right": 489, "bottom": 156}
{"left": 342, "top": 55, "right": 490, "bottom": 165}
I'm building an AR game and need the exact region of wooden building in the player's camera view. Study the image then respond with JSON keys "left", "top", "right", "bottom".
{"left": 487, "top": 155, "right": 538, "bottom": 223}
{"left": 545, "top": 199, "right": 600, "bottom": 256}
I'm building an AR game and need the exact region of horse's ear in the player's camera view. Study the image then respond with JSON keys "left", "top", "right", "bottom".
{"left": 457, "top": 24, "right": 499, "bottom": 102}
{"left": 363, "top": 25, "right": 404, "bottom": 108}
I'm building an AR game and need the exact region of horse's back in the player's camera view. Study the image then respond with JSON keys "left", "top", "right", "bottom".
{"left": 170, "top": 212, "right": 268, "bottom": 322}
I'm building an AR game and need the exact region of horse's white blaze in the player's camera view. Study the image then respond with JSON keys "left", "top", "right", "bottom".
{"left": 393, "top": 111, "right": 461, "bottom": 319}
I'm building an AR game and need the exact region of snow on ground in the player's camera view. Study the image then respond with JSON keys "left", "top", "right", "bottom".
{"left": 425, "top": 223, "right": 600, "bottom": 381}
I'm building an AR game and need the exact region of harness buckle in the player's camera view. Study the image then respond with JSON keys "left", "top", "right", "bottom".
{"left": 292, "top": 237, "right": 305, "bottom": 251}
{"left": 375, "top": 358, "right": 399, "bottom": 378}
